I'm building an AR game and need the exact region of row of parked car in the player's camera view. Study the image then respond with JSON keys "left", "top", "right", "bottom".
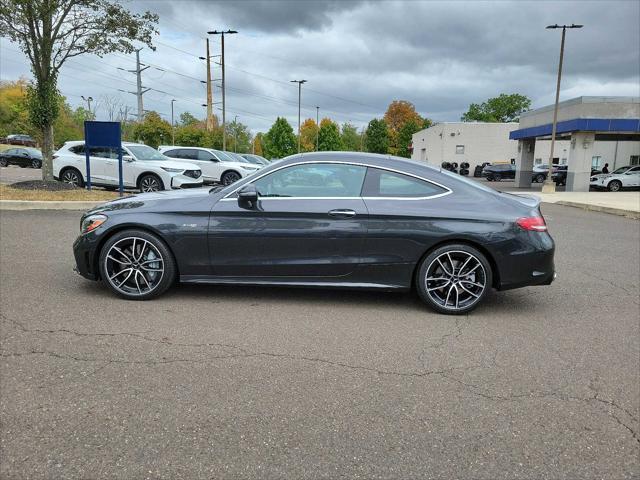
{"left": 47, "top": 141, "right": 272, "bottom": 192}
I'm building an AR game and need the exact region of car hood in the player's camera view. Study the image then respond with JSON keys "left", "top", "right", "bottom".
{"left": 86, "top": 187, "right": 213, "bottom": 215}
{"left": 137, "top": 159, "right": 200, "bottom": 171}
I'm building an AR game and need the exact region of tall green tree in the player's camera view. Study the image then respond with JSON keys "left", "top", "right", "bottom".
{"left": 132, "top": 112, "right": 171, "bottom": 149}
{"left": 461, "top": 93, "right": 531, "bottom": 123}
{"left": 180, "top": 111, "right": 200, "bottom": 126}
{"left": 340, "top": 122, "right": 360, "bottom": 151}
{"left": 0, "top": 0, "right": 158, "bottom": 181}
{"left": 318, "top": 118, "right": 342, "bottom": 151}
{"left": 397, "top": 119, "right": 421, "bottom": 158}
{"left": 263, "top": 117, "right": 296, "bottom": 159}
{"left": 364, "top": 118, "right": 389, "bottom": 154}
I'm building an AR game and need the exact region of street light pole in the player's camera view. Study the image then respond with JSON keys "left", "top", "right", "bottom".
{"left": 81, "top": 96, "right": 93, "bottom": 117}
{"left": 543, "top": 23, "right": 583, "bottom": 194}
{"left": 233, "top": 115, "right": 239, "bottom": 152}
{"left": 171, "top": 99, "right": 176, "bottom": 145}
{"left": 208, "top": 29, "right": 238, "bottom": 150}
{"left": 316, "top": 106, "right": 320, "bottom": 151}
{"left": 291, "top": 79, "right": 307, "bottom": 153}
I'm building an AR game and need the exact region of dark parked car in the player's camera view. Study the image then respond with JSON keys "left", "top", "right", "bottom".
{"left": 0, "top": 147, "right": 42, "bottom": 168}
{"left": 482, "top": 163, "right": 516, "bottom": 181}
{"left": 551, "top": 165, "right": 568, "bottom": 186}
{"left": 2, "top": 134, "right": 37, "bottom": 147}
{"left": 73, "top": 152, "right": 555, "bottom": 315}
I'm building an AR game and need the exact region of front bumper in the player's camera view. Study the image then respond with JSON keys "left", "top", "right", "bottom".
{"left": 73, "top": 231, "right": 101, "bottom": 281}
{"left": 171, "top": 175, "right": 203, "bottom": 189}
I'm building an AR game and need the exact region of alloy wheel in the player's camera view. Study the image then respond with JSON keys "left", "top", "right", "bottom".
{"left": 62, "top": 170, "right": 80, "bottom": 186}
{"left": 104, "top": 237, "right": 164, "bottom": 296}
{"left": 222, "top": 172, "right": 241, "bottom": 185}
{"left": 32, "top": 159, "right": 40, "bottom": 168}
{"left": 425, "top": 250, "right": 487, "bottom": 311}
{"left": 140, "top": 176, "right": 161, "bottom": 192}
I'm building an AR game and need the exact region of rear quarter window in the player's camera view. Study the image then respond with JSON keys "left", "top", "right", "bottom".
{"left": 363, "top": 168, "right": 448, "bottom": 198}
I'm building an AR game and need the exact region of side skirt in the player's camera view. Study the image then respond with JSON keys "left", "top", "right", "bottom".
{"left": 179, "top": 275, "right": 409, "bottom": 291}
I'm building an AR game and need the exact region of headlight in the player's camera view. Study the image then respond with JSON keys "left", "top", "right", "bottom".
{"left": 161, "top": 167, "right": 183, "bottom": 173}
{"left": 80, "top": 214, "right": 107, "bottom": 234}
{"left": 240, "top": 165, "right": 258, "bottom": 171}
{"left": 590, "top": 177, "right": 597, "bottom": 182}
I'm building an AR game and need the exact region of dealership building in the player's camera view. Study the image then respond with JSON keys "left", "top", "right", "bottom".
{"left": 411, "top": 96, "right": 640, "bottom": 190}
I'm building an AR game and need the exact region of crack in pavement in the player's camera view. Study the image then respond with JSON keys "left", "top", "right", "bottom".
{"left": 2, "top": 312, "right": 638, "bottom": 445}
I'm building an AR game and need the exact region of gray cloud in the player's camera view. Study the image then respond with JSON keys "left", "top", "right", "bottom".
{"left": 1, "top": 0, "right": 638, "bottom": 133}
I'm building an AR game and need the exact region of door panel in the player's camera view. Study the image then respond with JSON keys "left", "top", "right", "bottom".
{"left": 209, "top": 198, "right": 368, "bottom": 277}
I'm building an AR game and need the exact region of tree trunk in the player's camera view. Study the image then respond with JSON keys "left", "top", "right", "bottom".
{"left": 41, "top": 122, "right": 54, "bottom": 182}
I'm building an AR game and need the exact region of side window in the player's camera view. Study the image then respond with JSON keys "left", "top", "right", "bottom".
{"left": 163, "top": 149, "right": 180, "bottom": 158}
{"left": 181, "top": 149, "right": 198, "bottom": 160}
{"left": 69, "top": 145, "right": 85, "bottom": 155}
{"left": 197, "top": 150, "right": 216, "bottom": 161}
{"left": 363, "top": 168, "right": 448, "bottom": 198}
{"left": 89, "top": 147, "right": 118, "bottom": 159}
{"left": 253, "top": 163, "right": 366, "bottom": 198}
{"left": 6, "top": 149, "right": 16, "bottom": 154}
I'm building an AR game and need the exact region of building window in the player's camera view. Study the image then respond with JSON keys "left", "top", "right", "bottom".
{"left": 630, "top": 155, "right": 639, "bottom": 166}
{"left": 591, "top": 156, "right": 603, "bottom": 169}
{"left": 455, "top": 145, "right": 464, "bottom": 154}
{"left": 420, "top": 148, "right": 426, "bottom": 161}
{"left": 534, "top": 158, "right": 542, "bottom": 165}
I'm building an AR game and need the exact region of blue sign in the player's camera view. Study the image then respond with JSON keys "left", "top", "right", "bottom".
{"left": 83, "top": 121, "right": 124, "bottom": 195}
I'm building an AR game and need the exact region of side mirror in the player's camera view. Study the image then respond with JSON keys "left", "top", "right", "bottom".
{"left": 237, "top": 184, "right": 258, "bottom": 208}
{"left": 123, "top": 155, "right": 134, "bottom": 162}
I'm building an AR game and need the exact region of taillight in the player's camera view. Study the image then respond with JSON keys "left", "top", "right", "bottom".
{"left": 516, "top": 216, "right": 547, "bottom": 232}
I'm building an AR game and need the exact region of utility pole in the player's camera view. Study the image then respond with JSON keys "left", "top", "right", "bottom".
{"left": 199, "top": 39, "right": 215, "bottom": 132}
{"left": 171, "top": 99, "right": 176, "bottom": 145}
{"left": 542, "top": 23, "right": 583, "bottom": 193}
{"left": 316, "top": 106, "right": 320, "bottom": 151}
{"left": 208, "top": 29, "right": 238, "bottom": 150}
{"left": 117, "top": 48, "right": 151, "bottom": 122}
{"left": 290, "top": 79, "right": 307, "bottom": 153}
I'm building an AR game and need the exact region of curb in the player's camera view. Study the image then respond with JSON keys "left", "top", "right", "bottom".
{"left": 0, "top": 200, "right": 102, "bottom": 211}
{"left": 551, "top": 200, "right": 640, "bottom": 220}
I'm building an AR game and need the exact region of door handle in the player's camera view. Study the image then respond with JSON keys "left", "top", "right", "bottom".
{"left": 328, "top": 209, "right": 356, "bottom": 218}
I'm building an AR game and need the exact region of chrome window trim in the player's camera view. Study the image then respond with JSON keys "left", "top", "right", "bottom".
{"left": 220, "top": 160, "right": 453, "bottom": 201}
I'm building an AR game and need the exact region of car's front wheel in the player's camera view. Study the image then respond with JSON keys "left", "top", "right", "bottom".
{"left": 416, "top": 244, "right": 493, "bottom": 315}
{"left": 60, "top": 168, "right": 84, "bottom": 187}
{"left": 99, "top": 229, "right": 176, "bottom": 300}
{"left": 534, "top": 173, "right": 545, "bottom": 183}
{"left": 221, "top": 171, "right": 241, "bottom": 186}
{"left": 31, "top": 159, "right": 42, "bottom": 168}
{"left": 607, "top": 180, "right": 622, "bottom": 192}
{"left": 138, "top": 174, "right": 163, "bottom": 193}
{"left": 493, "top": 174, "right": 502, "bottom": 182}
{"left": 0, "top": 158, "right": 8, "bottom": 167}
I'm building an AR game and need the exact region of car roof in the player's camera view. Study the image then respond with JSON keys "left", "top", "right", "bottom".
{"left": 159, "top": 145, "right": 209, "bottom": 151}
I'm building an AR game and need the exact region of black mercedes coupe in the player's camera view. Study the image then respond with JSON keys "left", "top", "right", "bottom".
{"left": 73, "top": 152, "right": 555, "bottom": 314}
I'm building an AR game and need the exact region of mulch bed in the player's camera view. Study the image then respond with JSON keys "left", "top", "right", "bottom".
{"left": 10, "top": 180, "right": 78, "bottom": 191}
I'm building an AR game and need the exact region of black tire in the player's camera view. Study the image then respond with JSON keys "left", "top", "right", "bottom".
{"left": 99, "top": 229, "right": 177, "bottom": 300}
{"left": 416, "top": 243, "right": 493, "bottom": 315}
{"left": 138, "top": 173, "right": 163, "bottom": 193}
{"left": 534, "top": 174, "right": 545, "bottom": 183}
{"left": 494, "top": 174, "right": 502, "bottom": 182}
{"left": 31, "top": 159, "right": 42, "bottom": 168}
{"left": 221, "top": 171, "right": 241, "bottom": 186}
{"left": 451, "top": 162, "right": 458, "bottom": 169}
{"left": 60, "top": 168, "right": 84, "bottom": 187}
{"left": 607, "top": 180, "right": 622, "bottom": 192}
{"left": 0, "top": 158, "right": 8, "bottom": 167}
{"left": 486, "top": 175, "right": 493, "bottom": 182}
{"left": 441, "top": 162, "right": 451, "bottom": 169}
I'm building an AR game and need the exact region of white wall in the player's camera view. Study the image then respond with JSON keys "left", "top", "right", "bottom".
{"left": 411, "top": 123, "right": 519, "bottom": 173}
{"left": 534, "top": 139, "right": 639, "bottom": 169}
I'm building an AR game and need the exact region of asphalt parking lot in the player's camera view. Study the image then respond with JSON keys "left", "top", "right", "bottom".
{"left": 0, "top": 205, "right": 638, "bottom": 479}
{"left": 0, "top": 165, "right": 43, "bottom": 184}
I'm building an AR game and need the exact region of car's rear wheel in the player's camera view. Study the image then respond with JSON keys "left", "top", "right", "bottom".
{"left": 222, "top": 171, "right": 241, "bottom": 185}
{"left": 608, "top": 180, "right": 622, "bottom": 192}
{"left": 494, "top": 174, "right": 502, "bottom": 182}
{"left": 138, "top": 174, "right": 163, "bottom": 193}
{"left": 534, "top": 173, "right": 545, "bottom": 183}
{"left": 60, "top": 168, "right": 84, "bottom": 187}
{"left": 99, "top": 230, "right": 176, "bottom": 300}
{"left": 31, "top": 159, "right": 42, "bottom": 168}
{"left": 416, "top": 244, "right": 492, "bottom": 315}
{"left": 0, "top": 158, "right": 8, "bottom": 167}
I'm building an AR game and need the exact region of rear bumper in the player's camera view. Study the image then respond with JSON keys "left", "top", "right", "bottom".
{"left": 494, "top": 231, "right": 556, "bottom": 291}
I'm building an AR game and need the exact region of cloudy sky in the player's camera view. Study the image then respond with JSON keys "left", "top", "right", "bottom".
{"left": 1, "top": 0, "right": 639, "bottom": 133}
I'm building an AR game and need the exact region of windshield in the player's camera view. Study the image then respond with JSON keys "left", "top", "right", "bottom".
{"left": 126, "top": 145, "right": 168, "bottom": 161}
{"left": 241, "top": 155, "right": 264, "bottom": 165}
{"left": 25, "top": 148, "right": 42, "bottom": 157}
{"left": 213, "top": 150, "right": 241, "bottom": 162}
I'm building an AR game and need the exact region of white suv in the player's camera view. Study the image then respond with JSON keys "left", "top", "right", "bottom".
{"left": 158, "top": 146, "right": 261, "bottom": 185}
{"left": 54, "top": 141, "right": 203, "bottom": 192}
{"left": 590, "top": 165, "right": 640, "bottom": 191}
